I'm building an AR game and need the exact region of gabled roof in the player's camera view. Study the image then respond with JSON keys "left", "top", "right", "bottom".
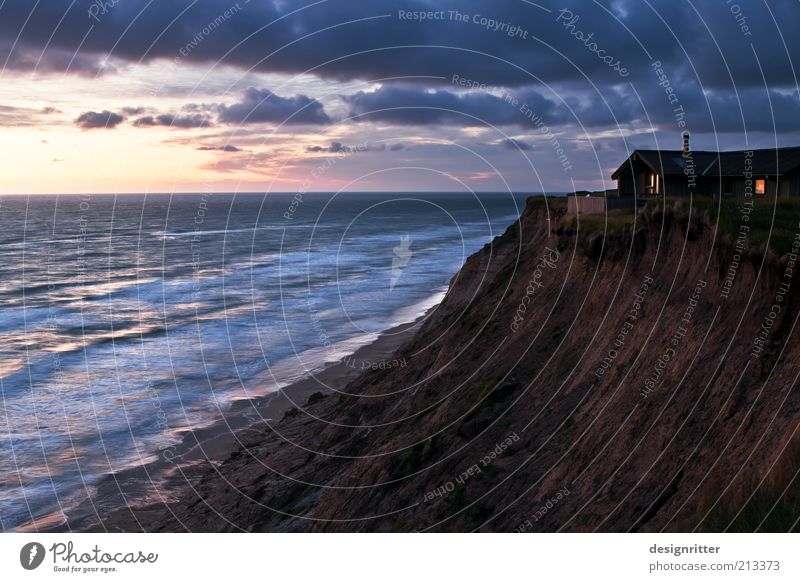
{"left": 612, "top": 146, "right": 800, "bottom": 180}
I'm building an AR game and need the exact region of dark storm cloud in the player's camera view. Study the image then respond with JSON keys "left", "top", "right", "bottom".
{"left": 74, "top": 110, "right": 124, "bottom": 129}
{"left": 133, "top": 113, "right": 211, "bottom": 128}
{"left": 1, "top": 41, "right": 113, "bottom": 76}
{"left": 217, "top": 88, "right": 331, "bottom": 125}
{"left": 343, "top": 84, "right": 646, "bottom": 129}
{"left": 3, "top": 0, "right": 800, "bottom": 148}
{"left": 614, "top": 76, "right": 800, "bottom": 135}
{"left": 692, "top": 88, "right": 800, "bottom": 134}
{"left": 2, "top": 0, "right": 798, "bottom": 90}
{"left": 344, "top": 85, "right": 559, "bottom": 126}
{"left": 341, "top": 77, "right": 800, "bottom": 137}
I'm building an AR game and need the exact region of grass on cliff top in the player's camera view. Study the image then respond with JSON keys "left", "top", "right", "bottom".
{"left": 526, "top": 195, "right": 568, "bottom": 210}
{"left": 648, "top": 196, "right": 800, "bottom": 256}
{"left": 560, "top": 207, "right": 638, "bottom": 235}
{"left": 550, "top": 195, "right": 800, "bottom": 255}
{"left": 525, "top": 194, "right": 638, "bottom": 235}
{"left": 698, "top": 436, "right": 800, "bottom": 532}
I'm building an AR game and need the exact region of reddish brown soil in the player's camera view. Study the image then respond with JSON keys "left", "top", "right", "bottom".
{"left": 86, "top": 198, "right": 800, "bottom": 532}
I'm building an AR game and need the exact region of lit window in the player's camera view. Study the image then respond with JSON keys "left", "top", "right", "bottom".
{"left": 648, "top": 173, "right": 659, "bottom": 193}
{"left": 756, "top": 179, "right": 766, "bottom": 195}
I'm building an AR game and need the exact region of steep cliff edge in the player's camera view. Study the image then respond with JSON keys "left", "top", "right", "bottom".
{"left": 109, "top": 197, "right": 800, "bottom": 532}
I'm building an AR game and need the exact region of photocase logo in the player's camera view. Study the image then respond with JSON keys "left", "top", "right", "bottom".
{"left": 20, "top": 542, "right": 46, "bottom": 570}
{"left": 390, "top": 234, "right": 412, "bottom": 291}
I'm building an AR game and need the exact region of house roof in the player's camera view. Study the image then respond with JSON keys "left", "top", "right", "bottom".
{"left": 612, "top": 146, "right": 800, "bottom": 180}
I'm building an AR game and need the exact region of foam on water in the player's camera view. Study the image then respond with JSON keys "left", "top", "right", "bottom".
{"left": 0, "top": 192, "right": 526, "bottom": 530}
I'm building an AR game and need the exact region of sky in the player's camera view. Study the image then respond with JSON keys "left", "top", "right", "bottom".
{"left": 1, "top": 0, "right": 799, "bottom": 194}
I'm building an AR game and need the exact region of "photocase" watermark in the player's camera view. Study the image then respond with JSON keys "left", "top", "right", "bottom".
{"left": 510, "top": 247, "right": 560, "bottom": 332}
{"left": 87, "top": 0, "right": 122, "bottom": 22}
{"left": 556, "top": 8, "right": 629, "bottom": 77}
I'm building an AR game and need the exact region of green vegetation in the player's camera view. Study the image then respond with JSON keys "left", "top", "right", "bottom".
{"left": 648, "top": 196, "right": 800, "bottom": 256}
{"left": 526, "top": 195, "right": 568, "bottom": 210}
{"left": 699, "top": 437, "right": 800, "bottom": 532}
{"left": 556, "top": 196, "right": 800, "bottom": 255}
{"left": 561, "top": 207, "right": 638, "bottom": 235}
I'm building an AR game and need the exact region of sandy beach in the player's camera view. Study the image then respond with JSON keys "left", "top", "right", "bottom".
{"left": 49, "top": 313, "right": 429, "bottom": 532}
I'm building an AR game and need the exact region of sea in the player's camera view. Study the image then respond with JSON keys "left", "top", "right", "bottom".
{"left": 0, "top": 191, "right": 527, "bottom": 531}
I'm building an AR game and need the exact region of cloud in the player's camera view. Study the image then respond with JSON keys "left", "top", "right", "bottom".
{"left": 74, "top": 110, "right": 124, "bottom": 129}
{"left": 133, "top": 114, "right": 211, "bottom": 128}
{"left": 1, "top": 41, "right": 114, "bottom": 76}
{"left": 306, "top": 141, "right": 380, "bottom": 153}
{"left": 3, "top": 0, "right": 800, "bottom": 191}
{"left": 0, "top": 105, "right": 65, "bottom": 127}
{"left": 122, "top": 107, "right": 146, "bottom": 116}
{"left": 217, "top": 88, "right": 331, "bottom": 125}
{"left": 198, "top": 144, "right": 241, "bottom": 152}
{"left": 343, "top": 85, "right": 581, "bottom": 128}
{"left": 2, "top": 0, "right": 799, "bottom": 92}
{"left": 500, "top": 138, "right": 532, "bottom": 150}
{"left": 345, "top": 86, "right": 523, "bottom": 126}
{"left": 198, "top": 150, "right": 275, "bottom": 174}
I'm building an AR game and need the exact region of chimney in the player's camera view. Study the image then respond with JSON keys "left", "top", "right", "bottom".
{"left": 682, "top": 131, "right": 690, "bottom": 155}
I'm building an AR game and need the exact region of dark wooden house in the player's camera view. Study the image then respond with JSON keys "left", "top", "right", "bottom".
{"left": 611, "top": 133, "right": 800, "bottom": 199}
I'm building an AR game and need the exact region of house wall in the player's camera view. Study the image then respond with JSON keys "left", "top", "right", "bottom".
{"left": 626, "top": 174, "right": 800, "bottom": 198}
{"left": 761, "top": 178, "right": 778, "bottom": 197}
{"left": 721, "top": 176, "right": 799, "bottom": 198}
{"left": 779, "top": 179, "right": 790, "bottom": 197}
{"left": 664, "top": 177, "right": 688, "bottom": 197}
{"left": 616, "top": 158, "right": 653, "bottom": 197}
{"left": 615, "top": 156, "right": 800, "bottom": 199}
{"left": 780, "top": 171, "right": 800, "bottom": 197}
{"left": 618, "top": 174, "right": 635, "bottom": 196}
{"left": 699, "top": 177, "right": 723, "bottom": 197}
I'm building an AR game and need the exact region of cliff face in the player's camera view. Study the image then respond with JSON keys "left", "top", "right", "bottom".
{"left": 119, "top": 197, "right": 800, "bottom": 532}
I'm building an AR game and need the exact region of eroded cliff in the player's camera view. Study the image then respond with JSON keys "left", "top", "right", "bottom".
{"left": 101, "top": 197, "right": 800, "bottom": 532}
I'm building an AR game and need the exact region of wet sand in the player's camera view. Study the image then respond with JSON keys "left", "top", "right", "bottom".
{"left": 49, "top": 313, "right": 428, "bottom": 532}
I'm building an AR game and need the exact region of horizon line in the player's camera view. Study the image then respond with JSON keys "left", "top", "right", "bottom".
{"left": 0, "top": 190, "right": 569, "bottom": 196}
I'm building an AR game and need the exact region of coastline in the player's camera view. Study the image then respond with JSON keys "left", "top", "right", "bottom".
{"left": 45, "top": 312, "right": 431, "bottom": 533}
